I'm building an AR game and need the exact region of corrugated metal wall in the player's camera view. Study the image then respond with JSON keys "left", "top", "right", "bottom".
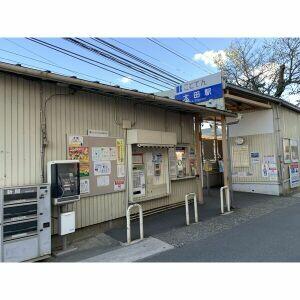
{"left": 276, "top": 105, "right": 300, "bottom": 194}
{"left": 229, "top": 133, "right": 277, "bottom": 183}
{"left": 0, "top": 73, "right": 197, "bottom": 233}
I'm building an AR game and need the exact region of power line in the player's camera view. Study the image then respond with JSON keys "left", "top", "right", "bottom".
{"left": 0, "top": 47, "right": 114, "bottom": 85}
{"left": 193, "top": 38, "right": 211, "bottom": 51}
{"left": 147, "top": 38, "right": 211, "bottom": 74}
{"left": 110, "top": 38, "right": 189, "bottom": 77}
{"left": 178, "top": 38, "right": 214, "bottom": 74}
{"left": 27, "top": 38, "right": 168, "bottom": 91}
{"left": 5, "top": 38, "right": 57, "bottom": 65}
{"left": 65, "top": 38, "right": 177, "bottom": 87}
{"left": 92, "top": 38, "right": 185, "bottom": 83}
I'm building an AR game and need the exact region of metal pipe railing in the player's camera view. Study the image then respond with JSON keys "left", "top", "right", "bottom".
{"left": 220, "top": 186, "right": 230, "bottom": 214}
{"left": 126, "top": 203, "right": 144, "bottom": 244}
{"left": 185, "top": 193, "right": 199, "bottom": 226}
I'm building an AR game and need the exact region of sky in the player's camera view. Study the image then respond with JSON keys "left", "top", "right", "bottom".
{"left": 0, "top": 38, "right": 235, "bottom": 92}
{"left": 0, "top": 37, "right": 298, "bottom": 105}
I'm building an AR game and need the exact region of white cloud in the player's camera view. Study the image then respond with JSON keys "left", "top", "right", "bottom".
{"left": 193, "top": 50, "right": 226, "bottom": 68}
{"left": 120, "top": 77, "right": 132, "bottom": 84}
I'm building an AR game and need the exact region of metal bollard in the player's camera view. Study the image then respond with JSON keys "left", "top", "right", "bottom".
{"left": 185, "top": 193, "right": 199, "bottom": 226}
{"left": 126, "top": 204, "right": 144, "bottom": 244}
{"left": 220, "top": 186, "right": 231, "bottom": 214}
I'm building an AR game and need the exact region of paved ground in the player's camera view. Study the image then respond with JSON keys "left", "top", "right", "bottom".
{"left": 142, "top": 195, "right": 300, "bottom": 262}
{"left": 47, "top": 189, "right": 300, "bottom": 262}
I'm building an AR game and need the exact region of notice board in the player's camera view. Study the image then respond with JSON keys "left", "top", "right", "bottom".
{"left": 67, "top": 134, "right": 126, "bottom": 197}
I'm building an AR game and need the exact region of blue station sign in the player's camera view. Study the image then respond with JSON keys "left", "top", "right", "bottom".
{"left": 174, "top": 72, "right": 224, "bottom": 109}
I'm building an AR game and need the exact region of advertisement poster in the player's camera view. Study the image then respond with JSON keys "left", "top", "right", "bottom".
{"left": 68, "top": 147, "right": 89, "bottom": 163}
{"left": 262, "top": 155, "right": 278, "bottom": 180}
{"left": 116, "top": 139, "right": 125, "bottom": 164}
{"left": 262, "top": 163, "right": 269, "bottom": 177}
{"left": 232, "top": 145, "right": 250, "bottom": 167}
{"left": 250, "top": 152, "right": 260, "bottom": 164}
{"left": 283, "top": 138, "right": 291, "bottom": 163}
{"left": 94, "top": 161, "right": 111, "bottom": 176}
{"left": 289, "top": 162, "right": 300, "bottom": 188}
{"left": 114, "top": 179, "right": 125, "bottom": 191}
{"left": 69, "top": 135, "right": 83, "bottom": 147}
{"left": 80, "top": 179, "right": 90, "bottom": 194}
{"left": 290, "top": 139, "right": 299, "bottom": 162}
{"left": 80, "top": 163, "right": 90, "bottom": 177}
{"left": 96, "top": 175, "right": 110, "bottom": 187}
{"left": 109, "top": 147, "right": 117, "bottom": 161}
{"left": 117, "top": 164, "right": 125, "bottom": 178}
{"left": 92, "top": 147, "right": 110, "bottom": 161}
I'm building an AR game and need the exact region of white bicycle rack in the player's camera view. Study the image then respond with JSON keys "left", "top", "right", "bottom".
{"left": 185, "top": 193, "right": 199, "bottom": 226}
{"left": 126, "top": 203, "right": 144, "bottom": 244}
{"left": 220, "top": 186, "right": 231, "bottom": 214}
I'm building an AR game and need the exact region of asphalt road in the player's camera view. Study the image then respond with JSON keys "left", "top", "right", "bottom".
{"left": 141, "top": 201, "right": 300, "bottom": 262}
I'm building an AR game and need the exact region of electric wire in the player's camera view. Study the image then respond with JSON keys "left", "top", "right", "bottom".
{"left": 178, "top": 38, "right": 214, "bottom": 74}
{"left": 26, "top": 38, "right": 168, "bottom": 91}
{"left": 110, "top": 38, "right": 189, "bottom": 77}
{"left": 147, "top": 38, "right": 211, "bottom": 74}
{"left": 0, "top": 47, "right": 114, "bottom": 85}
{"left": 92, "top": 38, "right": 185, "bottom": 83}
{"left": 65, "top": 37, "right": 177, "bottom": 87}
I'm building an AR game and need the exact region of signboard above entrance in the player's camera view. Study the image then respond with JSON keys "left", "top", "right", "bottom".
{"left": 175, "top": 72, "right": 225, "bottom": 110}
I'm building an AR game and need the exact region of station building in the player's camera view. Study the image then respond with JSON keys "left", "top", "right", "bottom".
{"left": 0, "top": 61, "right": 299, "bottom": 251}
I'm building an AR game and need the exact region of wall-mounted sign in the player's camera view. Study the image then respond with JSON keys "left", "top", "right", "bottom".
{"left": 250, "top": 152, "right": 260, "bottom": 164}
{"left": 289, "top": 162, "right": 300, "bottom": 188}
{"left": 174, "top": 72, "right": 224, "bottom": 110}
{"left": 283, "top": 138, "right": 291, "bottom": 163}
{"left": 290, "top": 139, "right": 299, "bottom": 162}
{"left": 87, "top": 129, "right": 109, "bottom": 137}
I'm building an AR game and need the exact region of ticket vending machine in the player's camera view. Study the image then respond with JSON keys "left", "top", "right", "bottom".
{"left": 127, "top": 129, "right": 177, "bottom": 202}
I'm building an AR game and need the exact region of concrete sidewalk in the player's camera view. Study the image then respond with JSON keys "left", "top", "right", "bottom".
{"left": 46, "top": 190, "right": 300, "bottom": 262}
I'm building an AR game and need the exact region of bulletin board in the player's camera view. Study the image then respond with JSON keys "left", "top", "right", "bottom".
{"left": 67, "top": 134, "right": 126, "bottom": 198}
{"left": 232, "top": 145, "right": 250, "bottom": 168}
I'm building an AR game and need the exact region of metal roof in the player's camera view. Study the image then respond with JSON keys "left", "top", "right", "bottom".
{"left": 226, "top": 83, "right": 300, "bottom": 114}
{"left": 0, "top": 61, "right": 237, "bottom": 118}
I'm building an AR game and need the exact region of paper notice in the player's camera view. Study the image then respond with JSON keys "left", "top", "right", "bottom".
{"left": 94, "top": 161, "right": 111, "bottom": 175}
{"left": 109, "top": 147, "right": 117, "bottom": 160}
{"left": 92, "top": 147, "right": 110, "bottom": 161}
{"left": 114, "top": 179, "right": 125, "bottom": 191}
{"left": 116, "top": 139, "right": 125, "bottom": 164}
{"left": 97, "top": 175, "right": 110, "bottom": 187}
{"left": 80, "top": 179, "right": 90, "bottom": 194}
{"left": 69, "top": 135, "right": 83, "bottom": 146}
{"left": 117, "top": 164, "right": 125, "bottom": 178}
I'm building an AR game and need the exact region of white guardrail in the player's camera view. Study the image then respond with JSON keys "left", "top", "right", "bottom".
{"left": 126, "top": 203, "right": 144, "bottom": 244}
{"left": 220, "top": 186, "right": 231, "bottom": 214}
{"left": 185, "top": 193, "right": 199, "bottom": 226}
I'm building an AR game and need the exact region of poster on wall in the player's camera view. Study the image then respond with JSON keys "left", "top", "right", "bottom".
{"left": 262, "top": 155, "right": 278, "bottom": 180}
{"left": 92, "top": 147, "right": 110, "bottom": 161}
{"left": 68, "top": 147, "right": 89, "bottom": 162}
{"left": 114, "top": 179, "right": 125, "bottom": 191}
{"left": 80, "top": 163, "right": 90, "bottom": 177}
{"left": 94, "top": 161, "right": 111, "bottom": 176}
{"left": 289, "top": 162, "right": 300, "bottom": 188}
{"left": 290, "top": 139, "right": 299, "bottom": 162}
{"left": 97, "top": 175, "right": 110, "bottom": 187}
{"left": 283, "top": 138, "right": 291, "bottom": 163}
{"left": 250, "top": 152, "right": 260, "bottom": 164}
{"left": 116, "top": 139, "right": 125, "bottom": 164}
{"left": 232, "top": 145, "right": 250, "bottom": 167}
{"left": 80, "top": 179, "right": 90, "bottom": 194}
{"left": 69, "top": 135, "right": 83, "bottom": 147}
{"left": 117, "top": 164, "right": 125, "bottom": 177}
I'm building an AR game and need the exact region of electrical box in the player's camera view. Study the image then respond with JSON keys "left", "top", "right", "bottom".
{"left": 0, "top": 184, "right": 51, "bottom": 262}
{"left": 58, "top": 211, "right": 75, "bottom": 235}
{"left": 47, "top": 160, "right": 80, "bottom": 205}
